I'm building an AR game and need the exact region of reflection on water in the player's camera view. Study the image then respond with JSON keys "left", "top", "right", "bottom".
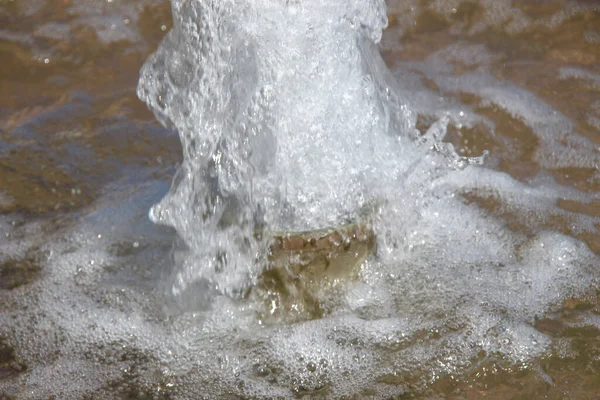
{"left": 1, "top": 0, "right": 599, "bottom": 399}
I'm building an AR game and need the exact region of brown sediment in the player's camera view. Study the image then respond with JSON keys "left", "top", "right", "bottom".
{"left": 251, "top": 224, "right": 376, "bottom": 323}
{"left": 268, "top": 223, "right": 375, "bottom": 281}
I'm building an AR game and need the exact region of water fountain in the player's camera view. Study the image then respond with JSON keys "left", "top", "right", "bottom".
{"left": 1, "top": 0, "right": 599, "bottom": 398}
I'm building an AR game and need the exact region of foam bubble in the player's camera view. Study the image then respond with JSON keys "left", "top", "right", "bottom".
{"left": 560, "top": 67, "right": 600, "bottom": 90}
{"left": 425, "top": 0, "right": 596, "bottom": 36}
{"left": 137, "top": 0, "right": 419, "bottom": 297}
{"left": 409, "top": 54, "right": 600, "bottom": 169}
{"left": 2, "top": 0, "right": 600, "bottom": 399}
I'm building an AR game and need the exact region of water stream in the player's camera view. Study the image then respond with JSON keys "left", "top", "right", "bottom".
{"left": 1, "top": 0, "right": 599, "bottom": 398}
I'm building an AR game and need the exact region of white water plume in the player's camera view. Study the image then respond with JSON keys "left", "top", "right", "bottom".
{"left": 2, "top": 1, "right": 599, "bottom": 399}
{"left": 136, "top": 0, "right": 485, "bottom": 299}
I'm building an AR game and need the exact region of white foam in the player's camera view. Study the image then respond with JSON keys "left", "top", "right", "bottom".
{"left": 407, "top": 52, "right": 600, "bottom": 169}
{"left": 137, "top": 0, "right": 422, "bottom": 296}
{"left": 426, "top": 0, "right": 595, "bottom": 36}
{"left": 2, "top": 0, "right": 600, "bottom": 399}
{"left": 589, "top": 115, "right": 600, "bottom": 131}
{"left": 560, "top": 67, "right": 600, "bottom": 90}
{"left": 0, "top": 0, "right": 167, "bottom": 62}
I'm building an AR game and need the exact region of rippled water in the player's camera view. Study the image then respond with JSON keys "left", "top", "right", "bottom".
{"left": 1, "top": 1, "right": 599, "bottom": 399}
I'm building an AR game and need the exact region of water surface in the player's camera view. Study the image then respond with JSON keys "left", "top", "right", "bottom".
{"left": 1, "top": 1, "right": 599, "bottom": 399}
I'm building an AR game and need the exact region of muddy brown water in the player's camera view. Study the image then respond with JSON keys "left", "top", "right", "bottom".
{"left": 1, "top": 0, "right": 599, "bottom": 399}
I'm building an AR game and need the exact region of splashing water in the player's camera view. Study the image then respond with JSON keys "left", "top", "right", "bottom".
{"left": 137, "top": 0, "right": 484, "bottom": 300}
{"left": 2, "top": 0, "right": 599, "bottom": 398}
{"left": 131, "top": 0, "right": 598, "bottom": 393}
{"left": 136, "top": 0, "right": 598, "bottom": 393}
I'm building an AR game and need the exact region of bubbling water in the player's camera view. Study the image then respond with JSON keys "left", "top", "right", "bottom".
{"left": 132, "top": 0, "right": 598, "bottom": 393}
{"left": 137, "top": 0, "right": 481, "bottom": 299}
{"left": 2, "top": 0, "right": 599, "bottom": 399}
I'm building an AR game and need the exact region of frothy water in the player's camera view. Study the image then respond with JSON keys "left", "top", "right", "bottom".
{"left": 2, "top": 0, "right": 599, "bottom": 398}
{"left": 136, "top": 0, "right": 489, "bottom": 300}
{"left": 137, "top": 0, "right": 418, "bottom": 297}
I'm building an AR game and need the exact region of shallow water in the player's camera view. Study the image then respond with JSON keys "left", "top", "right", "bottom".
{"left": 1, "top": 0, "right": 599, "bottom": 399}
